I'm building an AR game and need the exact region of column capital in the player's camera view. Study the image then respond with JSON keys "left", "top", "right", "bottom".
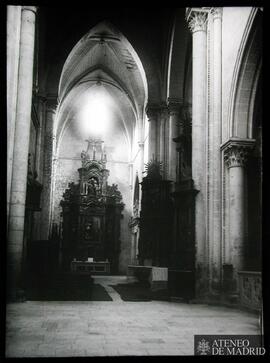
{"left": 221, "top": 138, "right": 255, "bottom": 168}
{"left": 210, "top": 7, "right": 223, "bottom": 20}
{"left": 186, "top": 8, "right": 208, "bottom": 33}
{"left": 146, "top": 103, "right": 167, "bottom": 121}
{"left": 167, "top": 98, "right": 182, "bottom": 116}
{"left": 159, "top": 103, "right": 169, "bottom": 119}
{"left": 46, "top": 96, "right": 58, "bottom": 113}
{"left": 36, "top": 93, "right": 47, "bottom": 103}
{"left": 22, "top": 6, "right": 38, "bottom": 14}
{"left": 146, "top": 104, "right": 159, "bottom": 121}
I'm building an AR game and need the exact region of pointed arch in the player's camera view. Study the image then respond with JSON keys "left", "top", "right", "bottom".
{"left": 58, "top": 20, "right": 148, "bottom": 117}
{"left": 228, "top": 8, "right": 262, "bottom": 138}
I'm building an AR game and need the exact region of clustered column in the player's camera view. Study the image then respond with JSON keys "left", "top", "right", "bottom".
{"left": 222, "top": 139, "right": 255, "bottom": 289}
{"left": 7, "top": 6, "right": 37, "bottom": 299}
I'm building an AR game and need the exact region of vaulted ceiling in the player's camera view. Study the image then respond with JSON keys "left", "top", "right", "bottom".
{"left": 36, "top": 7, "right": 191, "bottom": 157}
{"left": 55, "top": 21, "right": 149, "bottom": 155}
{"left": 38, "top": 6, "right": 174, "bottom": 103}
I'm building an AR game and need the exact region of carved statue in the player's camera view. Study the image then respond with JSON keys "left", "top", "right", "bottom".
{"left": 88, "top": 177, "right": 99, "bottom": 195}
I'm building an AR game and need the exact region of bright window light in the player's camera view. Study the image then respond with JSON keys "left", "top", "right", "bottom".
{"left": 79, "top": 94, "right": 111, "bottom": 137}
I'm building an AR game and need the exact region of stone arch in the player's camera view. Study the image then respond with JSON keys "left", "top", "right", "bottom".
{"left": 166, "top": 9, "right": 191, "bottom": 104}
{"left": 225, "top": 9, "right": 262, "bottom": 274}
{"left": 229, "top": 8, "right": 262, "bottom": 138}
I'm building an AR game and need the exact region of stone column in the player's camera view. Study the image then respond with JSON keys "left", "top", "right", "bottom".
{"left": 186, "top": 9, "right": 208, "bottom": 292}
{"left": 222, "top": 138, "right": 255, "bottom": 290}
{"left": 7, "top": 6, "right": 22, "bottom": 220}
{"left": 128, "top": 162, "right": 133, "bottom": 189}
{"left": 167, "top": 100, "right": 181, "bottom": 182}
{"left": 7, "top": 6, "right": 37, "bottom": 300}
{"left": 159, "top": 117, "right": 165, "bottom": 170}
{"left": 210, "top": 7, "right": 223, "bottom": 291}
{"left": 138, "top": 141, "right": 145, "bottom": 180}
{"left": 40, "top": 99, "right": 57, "bottom": 239}
{"left": 146, "top": 105, "right": 158, "bottom": 160}
{"left": 35, "top": 96, "right": 47, "bottom": 180}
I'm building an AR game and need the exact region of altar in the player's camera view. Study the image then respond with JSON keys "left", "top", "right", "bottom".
{"left": 71, "top": 260, "right": 110, "bottom": 275}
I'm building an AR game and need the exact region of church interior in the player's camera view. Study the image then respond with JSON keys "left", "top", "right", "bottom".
{"left": 6, "top": 6, "right": 265, "bottom": 357}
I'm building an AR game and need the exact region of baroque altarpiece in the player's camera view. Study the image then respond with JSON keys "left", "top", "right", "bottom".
{"left": 60, "top": 139, "right": 124, "bottom": 274}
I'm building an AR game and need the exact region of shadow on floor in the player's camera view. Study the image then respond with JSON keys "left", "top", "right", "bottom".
{"left": 26, "top": 273, "right": 112, "bottom": 301}
{"left": 110, "top": 282, "right": 170, "bottom": 302}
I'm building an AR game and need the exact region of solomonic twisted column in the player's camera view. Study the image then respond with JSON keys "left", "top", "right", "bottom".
{"left": 222, "top": 138, "right": 255, "bottom": 290}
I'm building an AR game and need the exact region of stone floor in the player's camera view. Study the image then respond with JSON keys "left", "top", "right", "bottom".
{"left": 6, "top": 275, "right": 261, "bottom": 357}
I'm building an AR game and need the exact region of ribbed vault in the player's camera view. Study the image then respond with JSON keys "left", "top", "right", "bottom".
{"left": 55, "top": 21, "right": 148, "bottom": 155}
